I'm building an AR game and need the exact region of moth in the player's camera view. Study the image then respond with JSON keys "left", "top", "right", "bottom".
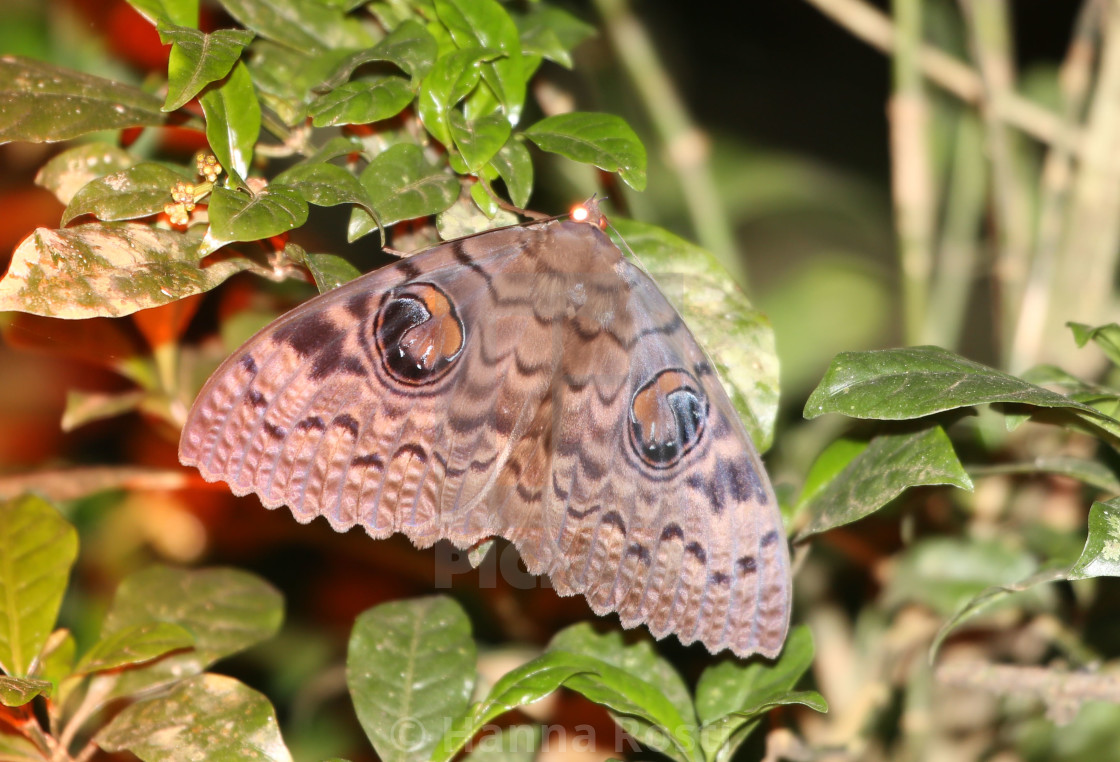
{"left": 179, "top": 201, "right": 791, "bottom": 658}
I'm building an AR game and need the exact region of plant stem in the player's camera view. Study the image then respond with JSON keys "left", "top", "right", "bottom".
{"left": 960, "top": 0, "right": 1031, "bottom": 367}
{"left": 890, "top": 0, "right": 934, "bottom": 346}
{"left": 803, "top": 0, "right": 1076, "bottom": 151}
{"left": 590, "top": 0, "right": 743, "bottom": 282}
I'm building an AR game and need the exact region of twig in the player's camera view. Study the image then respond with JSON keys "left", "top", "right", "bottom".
{"left": 803, "top": 0, "right": 1078, "bottom": 150}
{"left": 590, "top": 0, "right": 744, "bottom": 282}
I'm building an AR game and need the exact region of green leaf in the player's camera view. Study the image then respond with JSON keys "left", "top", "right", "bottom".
{"left": 548, "top": 624, "right": 696, "bottom": 762}
{"left": 1069, "top": 322, "right": 1120, "bottom": 369}
{"left": 349, "top": 143, "right": 459, "bottom": 240}
{"left": 305, "top": 253, "right": 362, "bottom": 292}
{"left": 309, "top": 76, "right": 414, "bottom": 127}
{"left": 488, "top": 139, "right": 532, "bottom": 207}
{"left": 125, "top": 0, "right": 199, "bottom": 27}
{"left": 885, "top": 537, "right": 1039, "bottom": 617}
{"left": 524, "top": 112, "right": 647, "bottom": 191}
{"left": 1070, "top": 498, "right": 1120, "bottom": 579}
{"left": 35, "top": 143, "right": 136, "bottom": 205}
{"left": 462, "top": 725, "right": 540, "bottom": 762}
{"left": 97, "top": 674, "right": 292, "bottom": 762}
{"left": 804, "top": 346, "right": 1120, "bottom": 442}
{"left": 321, "top": 19, "right": 437, "bottom": 85}
{"left": 435, "top": 0, "right": 525, "bottom": 123}
{"left": 62, "top": 162, "right": 190, "bottom": 225}
{"left": 62, "top": 390, "right": 146, "bottom": 431}
{"left": 0, "top": 223, "right": 265, "bottom": 319}
{"left": 610, "top": 218, "right": 778, "bottom": 450}
{"left": 513, "top": 4, "right": 596, "bottom": 69}
{"left": 417, "top": 46, "right": 498, "bottom": 148}
{"left": 436, "top": 196, "right": 518, "bottom": 239}
{"left": 0, "top": 56, "right": 171, "bottom": 143}
{"left": 274, "top": 162, "right": 374, "bottom": 215}
{"left": 796, "top": 437, "right": 868, "bottom": 510}
{"left": 795, "top": 427, "right": 973, "bottom": 541}
{"left": 449, "top": 109, "right": 511, "bottom": 171}
{"left": 37, "top": 629, "right": 75, "bottom": 690}
{"left": 91, "top": 566, "right": 282, "bottom": 702}
{"left": 930, "top": 566, "right": 1067, "bottom": 660}
{"left": 203, "top": 184, "right": 309, "bottom": 254}
{"left": 248, "top": 41, "right": 350, "bottom": 125}
{"left": 968, "top": 456, "right": 1120, "bottom": 494}
{"left": 104, "top": 566, "right": 282, "bottom": 663}
{"left": 0, "top": 676, "right": 52, "bottom": 707}
{"left": 431, "top": 650, "right": 597, "bottom": 762}
{"left": 74, "top": 621, "right": 195, "bottom": 675}
{"left": 215, "top": 0, "right": 371, "bottom": 54}
{"left": 199, "top": 59, "right": 260, "bottom": 180}
{"left": 0, "top": 731, "right": 41, "bottom": 761}
{"left": 695, "top": 626, "right": 821, "bottom": 761}
{"left": 159, "top": 26, "right": 255, "bottom": 112}
{"left": 0, "top": 495, "right": 78, "bottom": 677}
{"left": 347, "top": 597, "right": 476, "bottom": 762}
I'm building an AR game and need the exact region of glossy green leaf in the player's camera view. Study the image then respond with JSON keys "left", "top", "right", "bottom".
{"left": 417, "top": 46, "right": 497, "bottom": 148}
{"left": 449, "top": 109, "right": 510, "bottom": 171}
{"left": 309, "top": 76, "right": 414, "bottom": 127}
{"left": 347, "top": 597, "right": 475, "bottom": 762}
{"left": 204, "top": 184, "right": 309, "bottom": 253}
{"left": 513, "top": 4, "right": 595, "bottom": 69}
{"left": 73, "top": 621, "right": 195, "bottom": 676}
{"left": 35, "top": 143, "right": 136, "bottom": 205}
{"left": 885, "top": 537, "right": 1040, "bottom": 617}
{"left": 0, "top": 223, "right": 265, "bottom": 319}
{"left": 97, "top": 674, "right": 292, "bottom": 762}
{"left": 321, "top": 19, "right": 437, "bottom": 86}
{"left": 524, "top": 112, "right": 647, "bottom": 190}
{"left": 488, "top": 139, "right": 532, "bottom": 207}
{"left": 435, "top": 0, "right": 525, "bottom": 123}
{"left": 199, "top": 59, "right": 260, "bottom": 180}
{"left": 305, "top": 253, "right": 362, "bottom": 293}
{"left": 125, "top": 0, "right": 198, "bottom": 27}
{"left": 796, "top": 438, "right": 868, "bottom": 510}
{"left": 1069, "top": 322, "right": 1120, "bottom": 369}
{"left": 349, "top": 143, "right": 459, "bottom": 239}
{"left": 248, "top": 41, "right": 350, "bottom": 125}
{"left": 436, "top": 196, "right": 518, "bottom": 239}
{"left": 0, "top": 56, "right": 171, "bottom": 143}
{"left": 0, "top": 676, "right": 52, "bottom": 707}
{"left": 805, "top": 346, "right": 1120, "bottom": 441}
{"left": 1070, "top": 498, "right": 1120, "bottom": 579}
{"left": 159, "top": 26, "right": 255, "bottom": 111}
{"left": 62, "top": 162, "right": 189, "bottom": 225}
{"left": 611, "top": 218, "right": 778, "bottom": 450}
{"left": 795, "top": 427, "right": 973, "bottom": 541}
{"left": 431, "top": 650, "right": 596, "bottom": 762}
{"left": 274, "top": 161, "right": 375, "bottom": 215}
{"left": 548, "top": 624, "right": 696, "bottom": 762}
{"left": 0, "top": 495, "right": 78, "bottom": 677}
{"left": 695, "top": 626, "right": 821, "bottom": 760}
{"left": 215, "top": 0, "right": 371, "bottom": 54}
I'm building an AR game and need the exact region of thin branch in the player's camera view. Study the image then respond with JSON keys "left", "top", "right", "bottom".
{"left": 803, "top": 0, "right": 1078, "bottom": 150}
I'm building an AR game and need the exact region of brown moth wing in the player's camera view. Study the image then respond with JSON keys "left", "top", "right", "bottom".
{"left": 179, "top": 216, "right": 790, "bottom": 658}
